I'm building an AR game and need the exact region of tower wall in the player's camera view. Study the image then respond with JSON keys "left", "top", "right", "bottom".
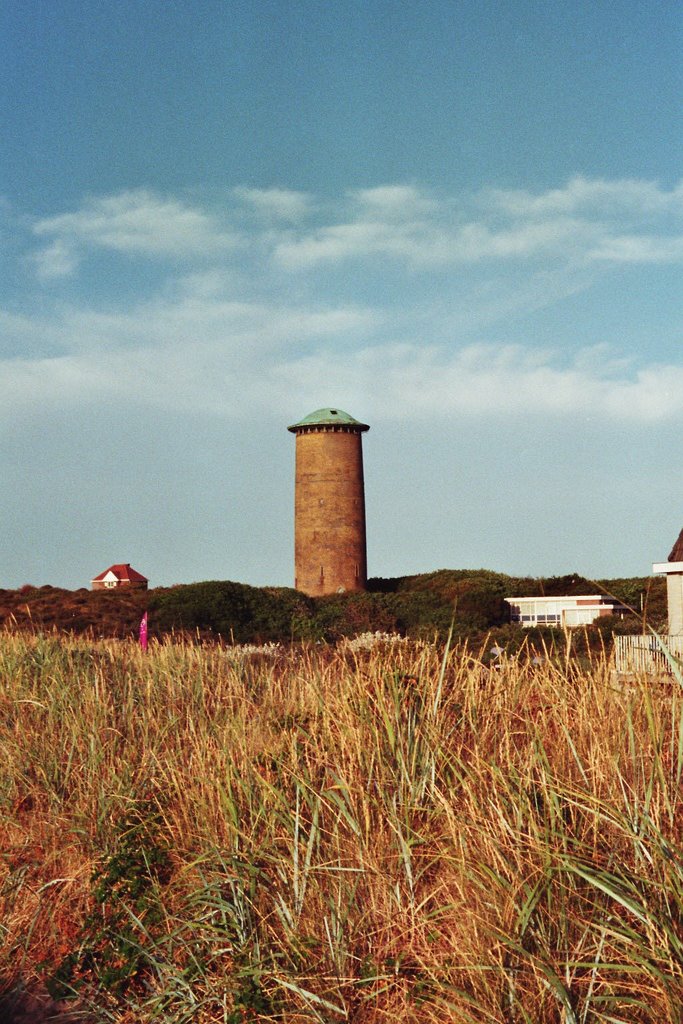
{"left": 293, "top": 427, "right": 367, "bottom": 596}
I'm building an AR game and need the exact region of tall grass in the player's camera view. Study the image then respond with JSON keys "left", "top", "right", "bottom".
{"left": 0, "top": 630, "right": 681, "bottom": 1022}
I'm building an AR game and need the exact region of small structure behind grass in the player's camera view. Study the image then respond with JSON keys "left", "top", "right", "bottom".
{"left": 91, "top": 564, "right": 148, "bottom": 591}
{"left": 615, "top": 527, "right": 683, "bottom": 676}
{"left": 505, "top": 594, "right": 626, "bottom": 628}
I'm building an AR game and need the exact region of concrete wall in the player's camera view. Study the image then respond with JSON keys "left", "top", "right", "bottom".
{"left": 293, "top": 427, "right": 367, "bottom": 596}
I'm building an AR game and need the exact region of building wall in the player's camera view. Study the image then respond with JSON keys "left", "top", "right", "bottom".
{"left": 293, "top": 427, "right": 367, "bottom": 596}
{"left": 91, "top": 579, "right": 148, "bottom": 591}
{"left": 666, "top": 574, "right": 683, "bottom": 635}
{"left": 506, "top": 596, "right": 624, "bottom": 628}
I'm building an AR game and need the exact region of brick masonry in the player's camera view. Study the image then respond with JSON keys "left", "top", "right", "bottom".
{"left": 293, "top": 427, "right": 367, "bottom": 596}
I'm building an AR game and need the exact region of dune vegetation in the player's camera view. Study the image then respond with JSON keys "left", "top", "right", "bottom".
{"left": 1, "top": 628, "right": 681, "bottom": 1022}
{"left": 0, "top": 570, "right": 666, "bottom": 647}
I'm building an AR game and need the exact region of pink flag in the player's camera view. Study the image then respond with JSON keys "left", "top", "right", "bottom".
{"left": 139, "top": 611, "right": 148, "bottom": 651}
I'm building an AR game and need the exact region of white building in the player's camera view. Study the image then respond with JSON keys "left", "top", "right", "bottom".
{"left": 505, "top": 595, "right": 626, "bottom": 628}
{"left": 651, "top": 561, "right": 683, "bottom": 635}
{"left": 652, "top": 527, "right": 683, "bottom": 635}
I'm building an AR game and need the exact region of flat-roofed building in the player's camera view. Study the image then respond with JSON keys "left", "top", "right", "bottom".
{"left": 505, "top": 595, "right": 626, "bottom": 628}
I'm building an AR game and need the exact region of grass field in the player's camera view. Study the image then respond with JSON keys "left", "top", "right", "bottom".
{"left": 1, "top": 630, "right": 681, "bottom": 1022}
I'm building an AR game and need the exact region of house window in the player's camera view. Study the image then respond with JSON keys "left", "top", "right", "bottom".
{"left": 104, "top": 580, "right": 117, "bottom": 588}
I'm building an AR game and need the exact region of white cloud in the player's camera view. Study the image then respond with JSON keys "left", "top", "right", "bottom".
{"left": 0, "top": 288, "right": 382, "bottom": 423}
{"left": 450, "top": 217, "right": 592, "bottom": 260}
{"left": 30, "top": 239, "right": 80, "bottom": 279}
{"left": 23, "top": 177, "right": 683, "bottom": 286}
{"left": 352, "top": 184, "right": 436, "bottom": 218}
{"left": 272, "top": 177, "right": 683, "bottom": 270}
{"left": 7, "top": 177, "right": 683, "bottom": 432}
{"left": 274, "top": 214, "right": 595, "bottom": 269}
{"left": 272, "top": 343, "right": 683, "bottom": 424}
{"left": 233, "top": 187, "right": 312, "bottom": 221}
{"left": 33, "top": 189, "right": 238, "bottom": 260}
{"left": 0, "top": 307, "right": 45, "bottom": 340}
{"left": 588, "top": 234, "right": 683, "bottom": 263}
{"left": 486, "top": 176, "right": 683, "bottom": 218}
{"left": 57, "top": 292, "right": 379, "bottom": 354}
{"left": 273, "top": 219, "right": 445, "bottom": 268}
{"left": 3, "top": 291, "right": 682, "bottom": 429}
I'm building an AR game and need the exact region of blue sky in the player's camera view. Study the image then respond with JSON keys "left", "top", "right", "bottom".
{"left": 2, "top": 0, "right": 682, "bottom": 590}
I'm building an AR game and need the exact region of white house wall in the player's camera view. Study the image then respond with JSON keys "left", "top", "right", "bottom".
{"left": 666, "top": 575, "right": 683, "bottom": 635}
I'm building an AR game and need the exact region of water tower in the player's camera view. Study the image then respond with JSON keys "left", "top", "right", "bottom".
{"left": 288, "top": 408, "right": 369, "bottom": 596}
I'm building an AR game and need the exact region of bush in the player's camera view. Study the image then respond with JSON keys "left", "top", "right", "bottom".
{"left": 148, "top": 580, "right": 312, "bottom": 643}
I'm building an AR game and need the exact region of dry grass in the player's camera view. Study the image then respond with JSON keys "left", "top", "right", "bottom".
{"left": 0, "top": 630, "right": 681, "bottom": 1022}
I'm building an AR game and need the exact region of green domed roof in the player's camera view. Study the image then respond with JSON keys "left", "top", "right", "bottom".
{"left": 287, "top": 407, "right": 369, "bottom": 432}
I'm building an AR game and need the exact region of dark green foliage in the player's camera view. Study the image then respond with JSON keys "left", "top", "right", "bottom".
{"left": 2, "top": 570, "right": 669, "bottom": 649}
{"left": 48, "top": 803, "right": 171, "bottom": 999}
{"left": 148, "top": 580, "right": 313, "bottom": 643}
{"left": 228, "top": 975, "right": 274, "bottom": 1023}
{"left": 535, "top": 573, "right": 594, "bottom": 596}
{"left": 305, "top": 591, "right": 400, "bottom": 640}
{"left": 372, "top": 569, "right": 522, "bottom": 636}
{"left": 595, "top": 575, "right": 668, "bottom": 630}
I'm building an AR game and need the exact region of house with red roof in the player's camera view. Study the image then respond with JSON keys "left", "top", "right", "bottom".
{"left": 91, "top": 564, "right": 148, "bottom": 591}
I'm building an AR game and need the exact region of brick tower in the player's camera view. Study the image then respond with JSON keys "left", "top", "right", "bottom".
{"left": 288, "top": 408, "right": 369, "bottom": 596}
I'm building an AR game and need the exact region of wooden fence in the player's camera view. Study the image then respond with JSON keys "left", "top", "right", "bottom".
{"left": 613, "top": 634, "right": 683, "bottom": 676}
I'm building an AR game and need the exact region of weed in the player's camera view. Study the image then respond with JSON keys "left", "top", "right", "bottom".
{"left": 48, "top": 802, "right": 171, "bottom": 998}
{"left": 0, "top": 631, "right": 681, "bottom": 1022}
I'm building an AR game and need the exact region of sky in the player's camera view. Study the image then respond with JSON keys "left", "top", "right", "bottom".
{"left": 2, "top": 0, "right": 682, "bottom": 590}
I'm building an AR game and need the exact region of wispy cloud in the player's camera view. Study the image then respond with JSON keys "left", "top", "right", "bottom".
{"left": 0, "top": 284, "right": 382, "bottom": 421}
{"left": 485, "top": 176, "right": 683, "bottom": 218}
{"left": 273, "top": 219, "right": 452, "bottom": 268}
{"left": 233, "top": 186, "right": 313, "bottom": 221}
{"left": 2, "top": 288, "right": 682, "bottom": 428}
{"left": 24, "top": 177, "right": 683, "bottom": 283}
{"left": 33, "top": 189, "right": 238, "bottom": 265}
{"left": 271, "top": 343, "right": 683, "bottom": 424}
{"left": 352, "top": 184, "right": 436, "bottom": 218}
{"left": 30, "top": 238, "right": 80, "bottom": 279}
{"left": 588, "top": 234, "right": 683, "bottom": 263}
{"left": 7, "top": 176, "right": 683, "bottom": 433}
{"left": 272, "top": 177, "right": 683, "bottom": 270}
